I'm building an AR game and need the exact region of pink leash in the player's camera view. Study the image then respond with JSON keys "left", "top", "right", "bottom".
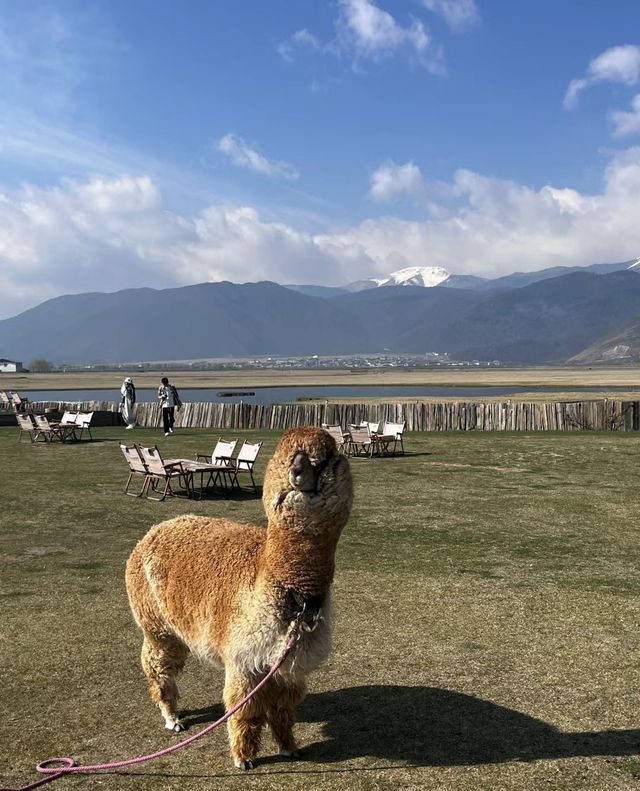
{"left": 1, "top": 629, "right": 300, "bottom": 791}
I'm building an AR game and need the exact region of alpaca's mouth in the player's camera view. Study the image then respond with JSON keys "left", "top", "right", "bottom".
{"left": 288, "top": 451, "right": 331, "bottom": 494}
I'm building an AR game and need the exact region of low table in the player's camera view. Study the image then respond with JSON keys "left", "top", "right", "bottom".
{"left": 165, "top": 459, "right": 228, "bottom": 499}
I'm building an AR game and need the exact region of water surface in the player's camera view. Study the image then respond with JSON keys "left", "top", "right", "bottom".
{"left": 21, "top": 384, "right": 639, "bottom": 405}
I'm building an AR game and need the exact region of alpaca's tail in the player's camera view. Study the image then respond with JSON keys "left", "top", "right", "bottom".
{"left": 125, "top": 546, "right": 159, "bottom": 632}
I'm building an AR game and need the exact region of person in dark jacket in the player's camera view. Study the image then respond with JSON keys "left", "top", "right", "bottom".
{"left": 158, "top": 376, "right": 182, "bottom": 436}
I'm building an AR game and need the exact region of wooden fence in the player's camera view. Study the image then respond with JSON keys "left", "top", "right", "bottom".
{"left": 5, "top": 398, "right": 640, "bottom": 431}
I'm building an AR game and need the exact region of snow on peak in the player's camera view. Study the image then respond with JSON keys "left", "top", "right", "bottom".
{"left": 374, "top": 266, "right": 451, "bottom": 288}
{"left": 626, "top": 257, "right": 640, "bottom": 270}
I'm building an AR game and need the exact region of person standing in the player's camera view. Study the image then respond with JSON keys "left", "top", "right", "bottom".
{"left": 158, "top": 376, "right": 182, "bottom": 436}
{"left": 120, "top": 376, "right": 137, "bottom": 429}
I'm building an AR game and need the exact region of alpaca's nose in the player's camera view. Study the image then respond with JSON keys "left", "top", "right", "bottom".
{"left": 289, "top": 452, "right": 315, "bottom": 491}
{"left": 290, "top": 453, "right": 307, "bottom": 476}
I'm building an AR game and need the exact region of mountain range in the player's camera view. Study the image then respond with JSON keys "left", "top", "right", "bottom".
{"left": 287, "top": 258, "right": 640, "bottom": 295}
{"left": 3, "top": 258, "right": 640, "bottom": 365}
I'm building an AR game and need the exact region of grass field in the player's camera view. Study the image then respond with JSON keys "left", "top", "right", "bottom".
{"left": 2, "top": 426, "right": 640, "bottom": 790}
{"left": 3, "top": 365, "right": 640, "bottom": 395}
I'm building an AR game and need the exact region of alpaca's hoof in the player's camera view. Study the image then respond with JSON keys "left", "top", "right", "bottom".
{"left": 278, "top": 748, "right": 299, "bottom": 759}
{"left": 234, "top": 759, "right": 254, "bottom": 770}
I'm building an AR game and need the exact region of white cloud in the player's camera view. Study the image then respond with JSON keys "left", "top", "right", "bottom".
{"left": 338, "top": 0, "right": 429, "bottom": 58}
{"left": 564, "top": 45, "right": 640, "bottom": 109}
{"left": 610, "top": 94, "right": 640, "bottom": 136}
{"left": 369, "top": 161, "right": 424, "bottom": 202}
{"left": 334, "top": 154, "right": 640, "bottom": 278}
{"left": 0, "top": 175, "right": 192, "bottom": 317}
{"left": 0, "top": 175, "right": 343, "bottom": 318}
{"left": 278, "top": 0, "right": 444, "bottom": 73}
{"left": 588, "top": 45, "right": 640, "bottom": 83}
{"left": 4, "top": 150, "right": 640, "bottom": 319}
{"left": 563, "top": 78, "right": 589, "bottom": 110}
{"left": 216, "top": 133, "right": 300, "bottom": 181}
{"left": 421, "top": 0, "right": 480, "bottom": 32}
{"left": 276, "top": 28, "right": 326, "bottom": 62}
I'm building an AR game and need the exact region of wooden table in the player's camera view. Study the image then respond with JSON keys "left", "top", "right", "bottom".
{"left": 165, "top": 459, "right": 226, "bottom": 499}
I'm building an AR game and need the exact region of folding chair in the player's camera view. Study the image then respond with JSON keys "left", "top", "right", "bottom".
{"left": 57, "top": 411, "right": 81, "bottom": 442}
{"left": 196, "top": 437, "right": 238, "bottom": 465}
{"left": 74, "top": 412, "right": 94, "bottom": 441}
{"left": 380, "top": 421, "right": 405, "bottom": 455}
{"left": 196, "top": 437, "right": 238, "bottom": 489}
{"left": 16, "top": 413, "right": 37, "bottom": 442}
{"left": 345, "top": 425, "right": 378, "bottom": 458}
{"left": 11, "top": 393, "right": 29, "bottom": 411}
{"left": 321, "top": 424, "right": 348, "bottom": 453}
{"left": 137, "top": 445, "right": 192, "bottom": 501}
{"left": 32, "top": 414, "right": 64, "bottom": 443}
{"left": 226, "top": 441, "right": 262, "bottom": 491}
{"left": 119, "top": 444, "right": 149, "bottom": 497}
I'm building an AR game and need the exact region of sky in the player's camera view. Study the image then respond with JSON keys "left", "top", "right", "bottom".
{"left": 1, "top": 0, "right": 640, "bottom": 318}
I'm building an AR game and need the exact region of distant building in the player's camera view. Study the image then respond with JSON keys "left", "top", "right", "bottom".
{"left": 0, "top": 359, "right": 25, "bottom": 373}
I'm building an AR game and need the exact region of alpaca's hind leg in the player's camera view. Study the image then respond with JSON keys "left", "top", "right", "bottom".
{"left": 224, "top": 672, "right": 266, "bottom": 769}
{"left": 265, "top": 680, "right": 306, "bottom": 757}
{"left": 140, "top": 635, "right": 189, "bottom": 732}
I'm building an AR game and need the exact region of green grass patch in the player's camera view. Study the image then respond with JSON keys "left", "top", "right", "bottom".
{"left": 1, "top": 426, "right": 640, "bottom": 790}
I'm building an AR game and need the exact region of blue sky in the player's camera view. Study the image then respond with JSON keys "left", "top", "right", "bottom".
{"left": 1, "top": 0, "right": 640, "bottom": 318}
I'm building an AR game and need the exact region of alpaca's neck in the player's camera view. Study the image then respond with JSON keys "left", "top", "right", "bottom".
{"left": 261, "top": 523, "right": 339, "bottom": 597}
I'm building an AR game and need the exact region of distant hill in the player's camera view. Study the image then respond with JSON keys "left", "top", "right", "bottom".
{"left": 343, "top": 258, "right": 640, "bottom": 295}
{"left": 439, "top": 274, "right": 490, "bottom": 290}
{"left": 397, "top": 271, "right": 640, "bottom": 363}
{"left": 569, "top": 315, "right": 640, "bottom": 364}
{"left": 3, "top": 270, "right": 640, "bottom": 365}
{"left": 283, "top": 284, "right": 349, "bottom": 298}
{"left": 473, "top": 257, "right": 640, "bottom": 292}
{"left": 0, "top": 282, "right": 370, "bottom": 363}
{"left": 333, "top": 285, "right": 481, "bottom": 349}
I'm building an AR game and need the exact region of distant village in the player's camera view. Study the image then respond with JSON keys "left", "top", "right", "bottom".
{"left": 47, "top": 353, "right": 502, "bottom": 372}
{"left": 233, "top": 354, "right": 502, "bottom": 371}
{"left": 1, "top": 352, "right": 505, "bottom": 374}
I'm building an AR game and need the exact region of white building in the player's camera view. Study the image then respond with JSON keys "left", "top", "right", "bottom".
{"left": 0, "top": 359, "right": 24, "bottom": 373}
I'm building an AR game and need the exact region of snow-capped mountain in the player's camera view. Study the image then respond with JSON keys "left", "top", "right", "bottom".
{"left": 374, "top": 266, "right": 451, "bottom": 288}
{"left": 289, "top": 256, "right": 640, "bottom": 296}
{"left": 347, "top": 266, "right": 451, "bottom": 291}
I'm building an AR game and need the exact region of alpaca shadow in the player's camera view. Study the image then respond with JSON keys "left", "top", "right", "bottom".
{"left": 208, "top": 486, "right": 262, "bottom": 502}
{"left": 179, "top": 704, "right": 225, "bottom": 729}
{"left": 381, "top": 451, "right": 431, "bottom": 459}
{"left": 296, "top": 685, "right": 640, "bottom": 766}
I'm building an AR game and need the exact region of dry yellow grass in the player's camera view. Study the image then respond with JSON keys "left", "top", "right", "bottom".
{"left": 3, "top": 365, "right": 640, "bottom": 394}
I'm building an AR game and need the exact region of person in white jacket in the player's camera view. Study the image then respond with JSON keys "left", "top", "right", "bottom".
{"left": 120, "top": 377, "right": 137, "bottom": 429}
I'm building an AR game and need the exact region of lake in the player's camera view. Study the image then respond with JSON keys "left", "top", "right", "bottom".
{"left": 19, "top": 384, "right": 637, "bottom": 405}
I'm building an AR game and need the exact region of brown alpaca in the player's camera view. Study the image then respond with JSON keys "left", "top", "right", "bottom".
{"left": 125, "top": 426, "right": 353, "bottom": 769}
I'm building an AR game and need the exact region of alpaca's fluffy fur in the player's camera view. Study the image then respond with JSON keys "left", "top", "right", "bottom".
{"left": 125, "top": 427, "right": 353, "bottom": 768}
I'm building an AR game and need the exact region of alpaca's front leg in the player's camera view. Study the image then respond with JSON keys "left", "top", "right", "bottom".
{"left": 265, "top": 679, "right": 305, "bottom": 757}
{"left": 224, "top": 671, "right": 266, "bottom": 769}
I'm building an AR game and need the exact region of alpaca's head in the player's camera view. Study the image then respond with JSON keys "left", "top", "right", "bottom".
{"left": 263, "top": 427, "right": 353, "bottom": 535}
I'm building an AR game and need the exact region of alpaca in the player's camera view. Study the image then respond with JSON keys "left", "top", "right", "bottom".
{"left": 125, "top": 426, "right": 353, "bottom": 769}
